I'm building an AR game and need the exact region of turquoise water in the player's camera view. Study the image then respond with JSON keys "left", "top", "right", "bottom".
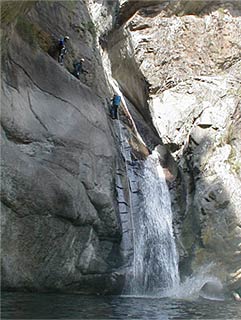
{"left": 1, "top": 292, "right": 241, "bottom": 319}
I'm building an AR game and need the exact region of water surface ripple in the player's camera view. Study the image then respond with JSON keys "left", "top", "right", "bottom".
{"left": 1, "top": 292, "right": 241, "bottom": 319}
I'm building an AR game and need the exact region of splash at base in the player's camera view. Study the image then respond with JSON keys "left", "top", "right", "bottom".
{"left": 165, "top": 264, "right": 225, "bottom": 301}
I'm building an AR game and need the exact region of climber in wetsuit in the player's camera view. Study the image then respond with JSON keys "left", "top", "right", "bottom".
{"left": 111, "top": 94, "right": 121, "bottom": 119}
{"left": 73, "top": 58, "right": 88, "bottom": 79}
{"left": 58, "top": 36, "right": 69, "bottom": 65}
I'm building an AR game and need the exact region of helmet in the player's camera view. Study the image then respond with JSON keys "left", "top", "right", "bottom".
{"left": 80, "top": 58, "right": 85, "bottom": 62}
{"left": 64, "top": 36, "right": 70, "bottom": 40}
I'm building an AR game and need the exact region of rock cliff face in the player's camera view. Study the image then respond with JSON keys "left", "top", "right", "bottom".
{"left": 1, "top": 0, "right": 241, "bottom": 295}
{"left": 107, "top": 0, "right": 241, "bottom": 293}
{"left": 1, "top": 1, "right": 124, "bottom": 294}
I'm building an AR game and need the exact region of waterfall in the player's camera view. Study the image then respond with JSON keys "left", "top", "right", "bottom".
{"left": 101, "top": 51, "right": 179, "bottom": 296}
{"left": 130, "top": 150, "right": 180, "bottom": 295}
{"left": 108, "top": 83, "right": 180, "bottom": 296}
{"left": 111, "top": 93, "right": 180, "bottom": 296}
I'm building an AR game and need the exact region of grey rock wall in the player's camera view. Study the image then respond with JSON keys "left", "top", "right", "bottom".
{"left": 1, "top": 1, "right": 125, "bottom": 294}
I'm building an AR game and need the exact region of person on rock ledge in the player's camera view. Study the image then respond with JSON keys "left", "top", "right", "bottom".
{"left": 58, "top": 35, "right": 69, "bottom": 65}
{"left": 111, "top": 94, "right": 121, "bottom": 119}
{"left": 73, "top": 58, "right": 88, "bottom": 79}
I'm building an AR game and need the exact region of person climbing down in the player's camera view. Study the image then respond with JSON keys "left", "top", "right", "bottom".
{"left": 111, "top": 94, "right": 121, "bottom": 119}
{"left": 58, "top": 35, "right": 69, "bottom": 65}
{"left": 73, "top": 58, "right": 88, "bottom": 79}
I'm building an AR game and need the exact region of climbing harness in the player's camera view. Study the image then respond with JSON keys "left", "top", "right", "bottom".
{"left": 58, "top": 46, "right": 67, "bottom": 65}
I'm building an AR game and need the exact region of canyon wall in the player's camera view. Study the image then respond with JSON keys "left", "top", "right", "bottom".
{"left": 106, "top": 0, "right": 241, "bottom": 292}
{"left": 1, "top": 0, "right": 241, "bottom": 294}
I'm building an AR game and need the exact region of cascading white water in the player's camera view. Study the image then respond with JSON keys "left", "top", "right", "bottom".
{"left": 101, "top": 51, "right": 180, "bottom": 297}
{"left": 131, "top": 150, "right": 180, "bottom": 295}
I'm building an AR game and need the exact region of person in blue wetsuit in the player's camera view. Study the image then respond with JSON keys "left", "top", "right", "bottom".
{"left": 111, "top": 94, "right": 121, "bottom": 119}
{"left": 58, "top": 36, "right": 69, "bottom": 65}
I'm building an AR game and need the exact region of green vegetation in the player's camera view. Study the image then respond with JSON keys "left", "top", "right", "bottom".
{"left": 194, "top": 247, "right": 207, "bottom": 265}
{"left": 82, "top": 21, "right": 97, "bottom": 39}
{"left": 227, "top": 87, "right": 241, "bottom": 97}
{"left": 15, "top": 16, "right": 52, "bottom": 52}
{"left": 1, "top": 1, "right": 35, "bottom": 25}
{"left": 217, "top": 124, "right": 234, "bottom": 148}
{"left": 73, "top": 21, "right": 97, "bottom": 41}
{"left": 217, "top": 7, "right": 225, "bottom": 17}
{"left": 0, "top": 29, "right": 9, "bottom": 63}
{"left": 220, "top": 125, "right": 240, "bottom": 174}
{"left": 1, "top": 1, "right": 51, "bottom": 52}
{"left": 15, "top": 17, "right": 37, "bottom": 48}
{"left": 236, "top": 86, "right": 241, "bottom": 98}
{"left": 225, "top": 125, "right": 235, "bottom": 145}
{"left": 64, "top": 0, "right": 77, "bottom": 11}
{"left": 201, "top": 225, "right": 213, "bottom": 246}
{"left": 174, "top": 1, "right": 209, "bottom": 16}
{"left": 217, "top": 125, "right": 241, "bottom": 175}
{"left": 227, "top": 147, "right": 241, "bottom": 175}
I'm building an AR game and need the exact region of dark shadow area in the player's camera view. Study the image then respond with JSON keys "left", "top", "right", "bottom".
{"left": 119, "top": 93, "right": 162, "bottom": 150}
{"left": 106, "top": 26, "right": 156, "bottom": 137}
{"left": 117, "top": 0, "right": 165, "bottom": 26}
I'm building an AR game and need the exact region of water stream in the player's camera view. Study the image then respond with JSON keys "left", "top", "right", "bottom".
{"left": 110, "top": 87, "right": 180, "bottom": 295}
{"left": 130, "top": 150, "right": 180, "bottom": 295}
{"left": 108, "top": 76, "right": 180, "bottom": 295}
{"left": 115, "top": 101, "right": 223, "bottom": 300}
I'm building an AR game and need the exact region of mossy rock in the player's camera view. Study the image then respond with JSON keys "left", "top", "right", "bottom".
{"left": 15, "top": 16, "right": 52, "bottom": 52}
{"left": 81, "top": 21, "right": 97, "bottom": 40}
{"left": 1, "top": 1, "right": 35, "bottom": 25}
{"left": 2, "top": 2, "right": 52, "bottom": 53}
{"left": 180, "top": 210, "right": 198, "bottom": 250}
